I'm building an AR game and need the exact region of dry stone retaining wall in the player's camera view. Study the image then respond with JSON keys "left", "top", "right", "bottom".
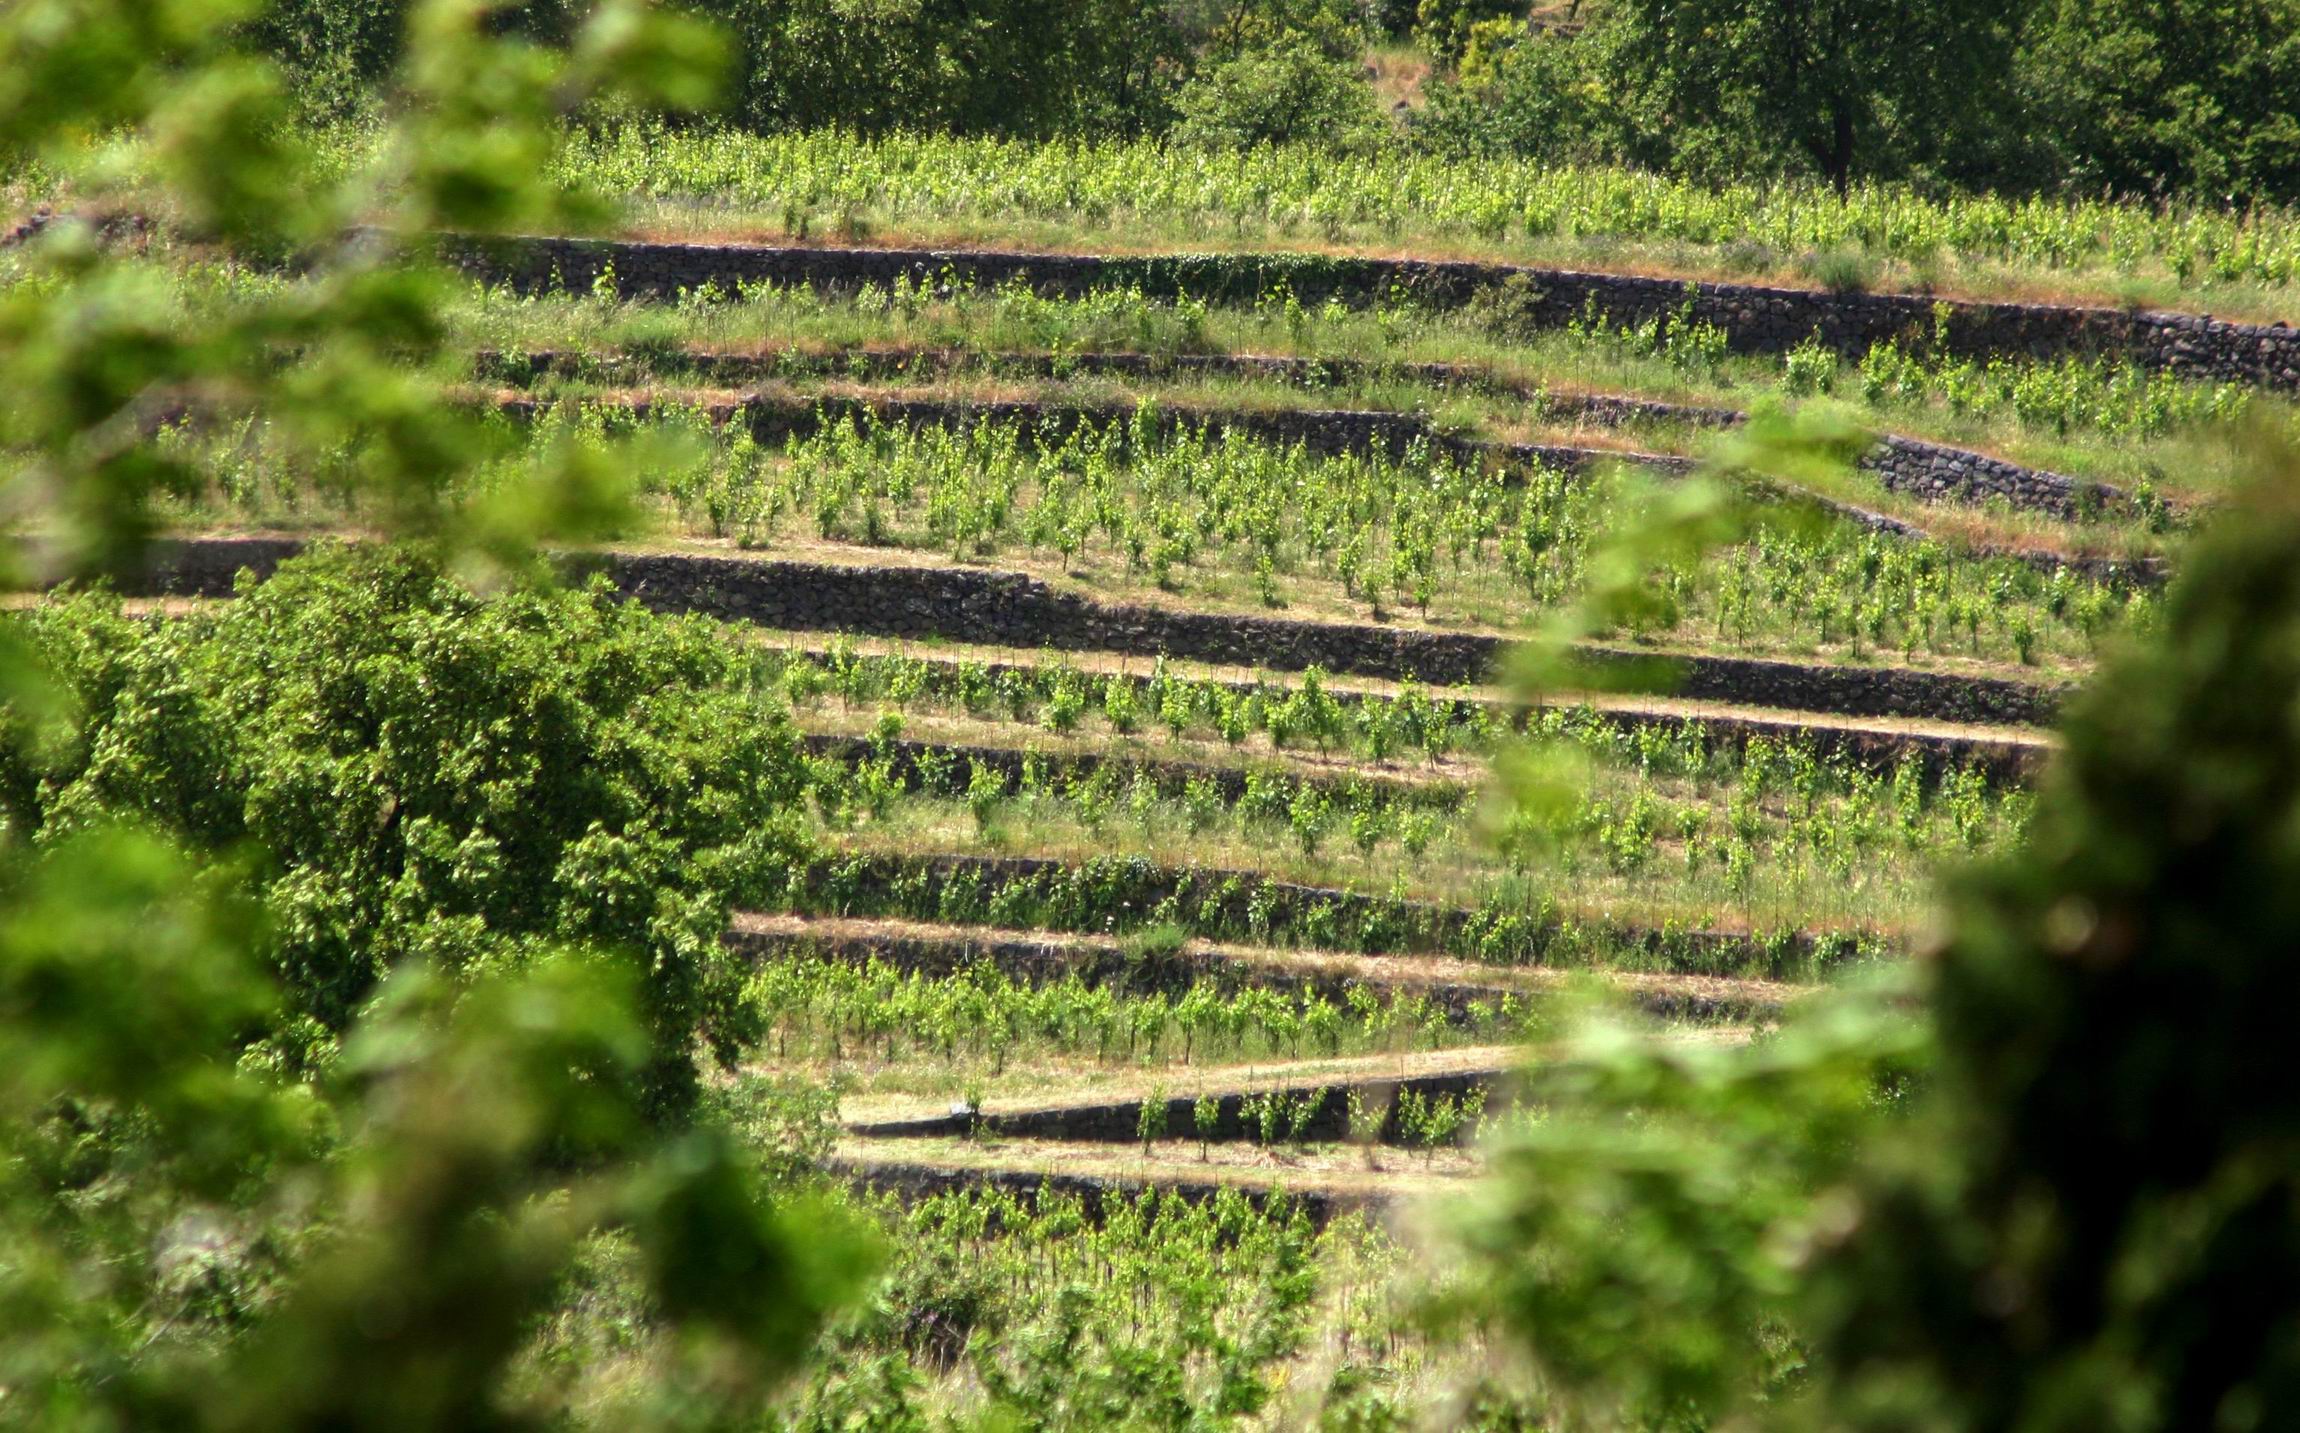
{"left": 851, "top": 1070, "right": 1506, "bottom": 1146}
{"left": 495, "top": 387, "right": 2166, "bottom": 584}
{"left": 114, "top": 537, "right": 2071, "bottom": 727}
{"left": 492, "top": 343, "right": 2137, "bottom": 521}
{"left": 771, "top": 643, "right": 2050, "bottom": 783}
{"left": 724, "top": 922, "right": 1783, "bottom": 1025}
{"left": 594, "top": 551, "right": 2069, "bottom": 726}
{"left": 441, "top": 233, "right": 2300, "bottom": 391}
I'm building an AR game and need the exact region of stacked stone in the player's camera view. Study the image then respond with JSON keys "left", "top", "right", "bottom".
{"left": 120, "top": 537, "right": 2069, "bottom": 727}
{"left": 440, "top": 234, "right": 2300, "bottom": 389}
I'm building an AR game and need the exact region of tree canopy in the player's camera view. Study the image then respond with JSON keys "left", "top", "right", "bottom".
{"left": 1600, "top": 0, "right": 2023, "bottom": 194}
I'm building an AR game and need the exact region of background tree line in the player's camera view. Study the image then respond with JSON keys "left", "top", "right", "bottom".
{"left": 1419, "top": 0, "right": 2300, "bottom": 204}
{"left": 253, "top": 0, "right": 2300, "bottom": 207}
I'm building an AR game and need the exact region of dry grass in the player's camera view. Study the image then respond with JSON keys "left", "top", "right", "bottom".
{"left": 738, "top": 1039, "right": 1544, "bottom": 1128}
{"left": 1365, "top": 46, "right": 1432, "bottom": 115}
{"left": 839, "top": 1042, "right": 1530, "bottom": 1126}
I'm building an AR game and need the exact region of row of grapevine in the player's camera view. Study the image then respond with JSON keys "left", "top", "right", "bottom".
{"left": 543, "top": 126, "right": 2300, "bottom": 288}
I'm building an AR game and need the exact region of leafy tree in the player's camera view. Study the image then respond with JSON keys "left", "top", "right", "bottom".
{"left": 1413, "top": 0, "right": 1520, "bottom": 61}
{"left": 1175, "top": 0, "right": 1375, "bottom": 58}
{"left": 1600, "top": 0, "right": 2022, "bottom": 193}
{"left": 620, "top": 0, "right": 1190, "bottom": 137}
{"left": 2, "top": 547, "right": 814, "bottom": 1115}
{"left": 245, "top": 0, "right": 404, "bottom": 117}
{"left": 1414, "top": 27, "right": 1651, "bottom": 165}
{"left": 2020, "top": 0, "right": 2300, "bottom": 203}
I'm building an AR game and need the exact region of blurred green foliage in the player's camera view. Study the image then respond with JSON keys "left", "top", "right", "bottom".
{"left": 0, "top": 842, "right": 871, "bottom": 1430}
{"left": 0, "top": 0, "right": 724, "bottom": 583}
{"left": 0, "top": 1, "right": 872, "bottom": 1426}
{"left": 1462, "top": 427, "right": 2300, "bottom": 1430}
{"left": 1793, "top": 442, "right": 2300, "bottom": 1429}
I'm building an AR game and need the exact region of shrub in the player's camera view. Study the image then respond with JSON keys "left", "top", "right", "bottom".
{"left": 1414, "top": 0, "right": 1520, "bottom": 60}
{"left": 1414, "top": 26, "right": 1646, "bottom": 165}
{"left": 1803, "top": 247, "right": 1877, "bottom": 296}
{"left": 1461, "top": 273, "right": 1550, "bottom": 338}
{"left": 1123, "top": 920, "right": 1192, "bottom": 962}
{"left": 1782, "top": 333, "right": 1841, "bottom": 395}
{"left": 1172, "top": 35, "right": 1389, "bottom": 154}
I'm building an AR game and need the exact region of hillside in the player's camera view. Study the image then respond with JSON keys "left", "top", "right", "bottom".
{"left": 7, "top": 0, "right": 2299, "bottom": 1426}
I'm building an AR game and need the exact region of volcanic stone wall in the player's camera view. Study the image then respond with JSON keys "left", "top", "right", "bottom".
{"left": 768, "top": 645, "right": 2050, "bottom": 783}
{"left": 119, "top": 537, "right": 2069, "bottom": 727}
{"left": 600, "top": 551, "right": 2064, "bottom": 725}
{"left": 441, "top": 233, "right": 2300, "bottom": 390}
{"left": 851, "top": 1070, "right": 1505, "bottom": 1145}
{"left": 491, "top": 350, "right": 2156, "bottom": 533}
{"left": 723, "top": 922, "right": 1784, "bottom": 1024}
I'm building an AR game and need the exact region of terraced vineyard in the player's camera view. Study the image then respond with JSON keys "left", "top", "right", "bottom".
{"left": 9, "top": 194, "right": 2285, "bottom": 1420}
{"left": 16, "top": 0, "right": 2300, "bottom": 1412}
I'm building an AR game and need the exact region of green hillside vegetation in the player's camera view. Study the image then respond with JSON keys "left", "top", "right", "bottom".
{"left": 5, "top": 0, "right": 2300, "bottom": 1427}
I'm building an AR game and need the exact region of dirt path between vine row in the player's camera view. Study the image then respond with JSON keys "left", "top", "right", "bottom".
{"left": 828, "top": 1032, "right": 1747, "bottom": 1131}
{"left": 791, "top": 708, "right": 1489, "bottom": 792}
{"left": 832, "top": 1042, "right": 1526, "bottom": 1128}
{"left": 743, "top": 627, "right": 2058, "bottom": 752}
{"left": 732, "top": 910, "right": 1806, "bottom": 1020}
{"left": 830, "top": 1135, "right": 1475, "bottom": 1225}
